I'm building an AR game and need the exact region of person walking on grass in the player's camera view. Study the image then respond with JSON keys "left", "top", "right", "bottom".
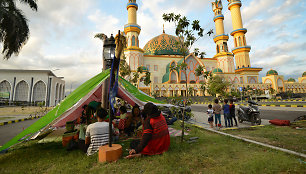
{"left": 212, "top": 99, "right": 222, "bottom": 129}
{"left": 229, "top": 99, "right": 238, "bottom": 127}
{"left": 222, "top": 99, "right": 230, "bottom": 128}
{"left": 207, "top": 104, "right": 214, "bottom": 128}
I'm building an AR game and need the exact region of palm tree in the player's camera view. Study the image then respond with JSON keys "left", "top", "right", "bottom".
{"left": 1, "top": 0, "right": 38, "bottom": 59}
{"left": 193, "top": 48, "right": 199, "bottom": 56}
{"left": 199, "top": 51, "right": 206, "bottom": 58}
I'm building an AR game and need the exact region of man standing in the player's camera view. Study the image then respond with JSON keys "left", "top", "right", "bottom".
{"left": 85, "top": 108, "right": 109, "bottom": 156}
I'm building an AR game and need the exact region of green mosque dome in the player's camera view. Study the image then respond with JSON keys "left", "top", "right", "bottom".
{"left": 143, "top": 33, "right": 184, "bottom": 56}
{"left": 287, "top": 78, "right": 295, "bottom": 82}
{"left": 303, "top": 71, "right": 306, "bottom": 77}
{"left": 139, "top": 66, "right": 148, "bottom": 72}
{"left": 266, "top": 69, "right": 278, "bottom": 76}
{"left": 212, "top": 68, "right": 223, "bottom": 74}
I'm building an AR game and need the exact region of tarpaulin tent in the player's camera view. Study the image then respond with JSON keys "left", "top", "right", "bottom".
{"left": 0, "top": 69, "right": 167, "bottom": 152}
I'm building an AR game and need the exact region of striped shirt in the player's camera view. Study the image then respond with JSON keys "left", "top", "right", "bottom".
{"left": 85, "top": 122, "right": 109, "bottom": 156}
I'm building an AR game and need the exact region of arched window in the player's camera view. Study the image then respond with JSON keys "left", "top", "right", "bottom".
{"left": 33, "top": 81, "right": 46, "bottom": 102}
{"left": 59, "top": 84, "right": 62, "bottom": 101}
{"left": 62, "top": 85, "right": 65, "bottom": 99}
{"left": 243, "top": 36, "right": 246, "bottom": 45}
{"left": 221, "top": 45, "right": 224, "bottom": 52}
{"left": 0, "top": 80, "right": 11, "bottom": 93}
{"left": 238, "top": 37, "right": 242, "bottom": 46}
{"left": 132, "top": 36, "right": 136, "bottom": 46}
{"left": 170, "top": 72, "right": 178, "bottom": 83}
{"left": 235, "top": 38, "right": 237, "bottom": 47}
{"left": 189, "top": 73, "right": 196, "bottom": 84}
{"left": 55, "top": 84, "right": 59, "bottom": 105}
{"left": 0, "top": 80, "right": 11, "bottom": 99}
{"left": 277, "top": 78, "right": 283, "bottom": 87}
{"left": 223, "top": 42, "right": 228, "bottom": 52}
{"left": 15, "top": 80, "right": 29, "bottom": 101}
{"left": 217, "top": 45, "right": 220, "bottom": 53}
{"left": 180, "top": 72, "right": 187, "bottom": 83}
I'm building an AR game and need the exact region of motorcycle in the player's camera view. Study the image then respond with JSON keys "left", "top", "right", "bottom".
{"left": 237, "top": 100, "right": 261, "bottom": 125}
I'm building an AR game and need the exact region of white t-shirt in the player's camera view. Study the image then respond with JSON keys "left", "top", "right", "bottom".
{"left": 207, "top": 109, "right": 214, "bottom": 118}
{"left": 85, "top": 122, "right": 109, "bottom": 156}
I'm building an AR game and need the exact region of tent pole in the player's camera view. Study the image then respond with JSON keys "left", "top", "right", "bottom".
{"left": 108, "top": 102, "right": 112, "bottom": 147}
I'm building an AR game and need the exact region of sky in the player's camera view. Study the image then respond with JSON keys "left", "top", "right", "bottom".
{"left": 0, "top": 0, "right": 305, "bottom": 94}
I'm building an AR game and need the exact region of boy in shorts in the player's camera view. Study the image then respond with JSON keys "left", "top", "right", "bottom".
{"left": 207, "top": 104, "right": 214, "bottom": 128}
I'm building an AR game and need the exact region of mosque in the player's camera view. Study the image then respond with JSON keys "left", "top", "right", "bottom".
{"left": 123, "top": 0, "right": 306, "bottom": 97}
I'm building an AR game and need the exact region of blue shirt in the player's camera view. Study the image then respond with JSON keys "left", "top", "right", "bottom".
{"left": 223, "top": 104, "right": 230, "bottom": 114}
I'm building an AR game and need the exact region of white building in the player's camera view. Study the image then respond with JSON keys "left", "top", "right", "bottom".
{"left": 0, "top": 69, "right": 65, "bottom": 106}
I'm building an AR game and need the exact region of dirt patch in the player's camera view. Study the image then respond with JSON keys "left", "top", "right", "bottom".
{"left": 0, "top": 106, "right": 52, "bottom": 116}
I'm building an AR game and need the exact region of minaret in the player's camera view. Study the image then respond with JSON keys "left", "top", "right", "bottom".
{"left": 124, "top": 0, "right": 144, "bottom": 71}
{"left": 212, "top": 0, "right": 235, "bottom": 73}
{"left": 227, "top": 0, "right": 250, "bottom": 69}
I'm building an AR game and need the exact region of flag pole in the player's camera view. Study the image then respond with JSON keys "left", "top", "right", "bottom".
{"left": 108, "top": 30, "right": 121, "bottom": 147}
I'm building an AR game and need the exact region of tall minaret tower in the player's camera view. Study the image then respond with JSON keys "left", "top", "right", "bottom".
{"left": 227, "top": 0, "right": 262, "bottom": 84}
{"left": 124, "top": 0, "right": 144, "bottom": 71}
{"left": 212, "top": 0, "right": 235, "bottom": 73}
{"left": 227, "top": 0, "right": 250, "bottom": 69}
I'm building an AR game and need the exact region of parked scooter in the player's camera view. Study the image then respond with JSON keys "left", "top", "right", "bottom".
{"left": 237, "top": 100, "right": 261, "bottom": 125}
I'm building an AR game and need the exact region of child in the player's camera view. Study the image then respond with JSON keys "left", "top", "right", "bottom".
{"left": 212, "top": 99, "right": 222, "bottom": 129}
{"left": 207, "top": 104, "right": 214, "bottom": 128}
{"left": 222, "top": 99, "right": 230, "bottom": 128}
{"left": 118, "top": 106, "right": 128, "bottom": 134}
{"left": 229, "top": 99, "right": 238, "bottom": 127}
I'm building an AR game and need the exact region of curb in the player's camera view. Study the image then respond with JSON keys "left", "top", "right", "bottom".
{"left": 0, "top": 116, "right": 42, "bottom": 126}
{"left": 193, "top": 102, "right": 305, "bottom": 108}
{"left": 188, "top": 121, "right": 306, "bottom": 159}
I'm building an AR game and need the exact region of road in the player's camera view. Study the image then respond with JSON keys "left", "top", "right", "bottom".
{"left": 192, "top": 105, "right": 306, "bottom": 121}
{"left": 0, "top": 119, "right": 38, "bottom": 146}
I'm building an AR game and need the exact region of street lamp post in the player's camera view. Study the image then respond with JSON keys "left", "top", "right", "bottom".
{"left": 102, "top": 34, "right": 116, "bottom": 147}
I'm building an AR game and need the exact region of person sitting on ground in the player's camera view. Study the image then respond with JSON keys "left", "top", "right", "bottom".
{"left": 127, "top": 102, "right": 170, "bottom": 158}
{"left": 83, "top": 108, "right": 109, "bottom": 156}
{"left": 213, "top": 99, "right": 222, "bottom": 128}
{"left": 125, "top": 104, "right": 142, "bottom": 136}
{"left": 118, "top": 106, "right": 128, "bottom": 133}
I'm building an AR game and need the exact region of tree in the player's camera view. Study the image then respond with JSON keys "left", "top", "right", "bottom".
{"left": 119, "top": 55, "right": 131, "bottom": 79}
{"left": 188, "top": 87, "right": 194, "bottom": 96}
{"left": 207, "top": 76, "right": 230, "bottom": 97}
{"left": 144, "top": 71, "right": 151, "bottom": 86}
{"left": 199, "top": 81, "right": 206, "bottom": 96}
{"left": 193, "top": 48, "right": 199, "bottom": 56}
{"left": 195, "top": 65, "right": 210, "bottom": 95}
{"left": 1, "top": 0, "right": 38, "bottom": 59}
{"left": 199, "top": 51, "right": 206, "bottom": 58}
{"left": 163, "top": 13, "right": 211, "bottom": 142}
{"left": 130, "top": 66, "right": 152, "bottom": 88}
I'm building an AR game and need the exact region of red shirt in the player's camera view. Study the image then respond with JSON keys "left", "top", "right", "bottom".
{"left": 136, "top": 113, "right": 170, "bottom": 155}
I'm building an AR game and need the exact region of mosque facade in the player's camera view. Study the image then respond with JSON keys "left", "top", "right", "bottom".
{"left": 123, "top": 0, "right": 306, "bottom": 97}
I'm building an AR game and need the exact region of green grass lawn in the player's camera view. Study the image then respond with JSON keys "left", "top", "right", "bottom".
{"left": 223, "top": 121, "right": 306, "bottom": 154}
{"left": 0, "top": 123, "right": 305, "bottom": 174}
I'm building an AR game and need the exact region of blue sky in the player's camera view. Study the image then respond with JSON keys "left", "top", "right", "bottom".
{"left": 0, "top": 0, "right": 305, "bottom": 93}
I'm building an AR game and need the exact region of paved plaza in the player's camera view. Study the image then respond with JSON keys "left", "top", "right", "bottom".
{"left": 189, "top": 111, "right": 270, "bottom": 131}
